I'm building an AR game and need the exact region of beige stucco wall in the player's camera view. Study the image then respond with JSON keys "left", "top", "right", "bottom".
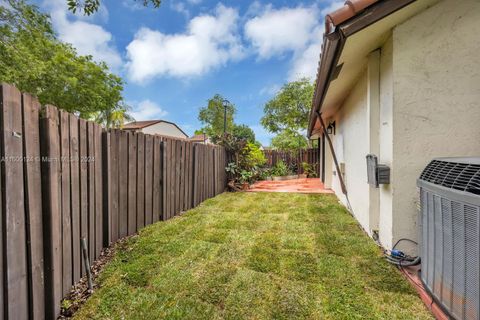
{"left": 378, "top": 36, "right": 394, "bottom": 250}
{"left": 318, "top": 0, "right": 480, "bottom": 254}
{"left": 390, "top": 0, "right": 480, "bottom": 252}
{"left": 329, "top": 72, "right": 371, "bottom": 233}
{"left": 141, "top": 122, "right": 187, "bottom": 139}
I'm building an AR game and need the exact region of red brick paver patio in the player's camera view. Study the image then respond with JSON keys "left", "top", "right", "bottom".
{"left": 248, "top": 178, "right": 333, "bottom": 194}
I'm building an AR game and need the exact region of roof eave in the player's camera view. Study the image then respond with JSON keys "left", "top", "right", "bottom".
{"left": 307, "top": 0, "right": 418, "bottom": 137}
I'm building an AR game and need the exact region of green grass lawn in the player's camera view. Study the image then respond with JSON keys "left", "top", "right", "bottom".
{"left": 74, "top": 192, "right": 431, "bottom": 320}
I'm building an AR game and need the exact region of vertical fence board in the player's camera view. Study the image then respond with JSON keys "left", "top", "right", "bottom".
{"left": 87, "top": 122, "right": 95, "bottom": 264}
{"left": 109, "top": 130, "right": 119, "bottom": 243}
{"left": 192, "top": 144, "right": 198, "bottom": 207}
{"left": 40, "top": 104, "right": 62, "bottom": 319}
{"left": 1, "top": 85, "right": 29, "bottom": 320}
{"left": 169, "top": 139, "right": 174, "bottom": 219}
{"left": 184, "top": 142, "right": 190, "bottom": 211}
{"left": 78, "top": 119, "right": 88, "bottom": 275}
{"left": 118, "top": 131, "right": 128, "bottom": 238}
{"left": 69, "top": 115, "right": 80, "bottom": 284}
{"left": 161, "top": 140, "right": 167, "bottom": 221}
{"left": 59, "top": 110, "right": 72, "bottom": 296}
{"left": 144, "top": 135, "right": 153, "bottom": 225}
{"left": 102, "top": 132, "right": 111, "bottom": 246}
{"left": 152, "top": 137, "right": 161, "bottom": 223}
{"left": 127, "top": 132, "right": 137, "bottom": 235}
{"left": 136, "top": 133, "right": 145, "bottom": 229}
{"left": 94, "top": 124, "right": 103, "bottom": 259}
{"left": 179, "top": 141, "right": 185, "bottom": 212}
{"left": 22, "top": 93, "right": 45, "bottom": 320}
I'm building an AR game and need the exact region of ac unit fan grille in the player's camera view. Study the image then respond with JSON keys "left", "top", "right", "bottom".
{"left": 419, "top": 160, "right": 480, "bottom": 194}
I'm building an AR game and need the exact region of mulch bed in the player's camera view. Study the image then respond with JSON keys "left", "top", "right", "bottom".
{"left": 58, "top": 235, "right": 136, "bottom": 319}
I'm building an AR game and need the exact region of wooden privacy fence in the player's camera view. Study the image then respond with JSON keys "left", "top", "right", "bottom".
{"left": 0, "top": 84, "right": 227, "bottom": 320}
{"left": 263, "top": 148, "right": 320, "bottom": 175}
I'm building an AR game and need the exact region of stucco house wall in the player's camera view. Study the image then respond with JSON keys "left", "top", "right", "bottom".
{"left": 329, "top": 73, "right": 371, "bottom": 233}
{"left": 141, "top": 122, "right": 187, "bottom": 139}
{"left": 390, "top": 0, "right": 480, "bottom": 251}
{"left": 324, "top": 0, "right": 480, "bottom": 253}
{"left": 378, "top": 36, "right": 394, "bottom": 249}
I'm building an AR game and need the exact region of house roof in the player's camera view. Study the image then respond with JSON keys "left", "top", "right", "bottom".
{"left": 325, "top": 0, "right": 379, "bottom": 33}
{"left": 123, "top": 120, "right": 188, "bottom": 137}
{"left": 123, "top": 120, "right": 163, "bottom": 129}
{"left": 308, "top": 0, "right": 437, "bottom": 137}
{"left": 188, "top": 134, "right": 209, "bottom": 142}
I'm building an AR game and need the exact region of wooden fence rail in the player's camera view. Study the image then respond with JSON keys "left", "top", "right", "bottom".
{"left": 0, "top": 84, "right": 228, "bottom": 320}
{"left": 263, "top": 148, "right": 320, "bottom": 176}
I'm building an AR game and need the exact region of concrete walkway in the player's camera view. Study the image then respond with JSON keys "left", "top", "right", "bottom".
{"left": 248, "top": 178, "right": 333, "bottom": 194}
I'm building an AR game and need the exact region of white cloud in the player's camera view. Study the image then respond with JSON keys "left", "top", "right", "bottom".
{"left": 244, "top": 6, "right": 318, "bottom": 59}
{"left": 130, "top": 100, "right": 168, "bottom": 120}
{"left": 288, "top": 25, "right": 324, "bottom": 81}
{"left": 126, "top": 4, "right": 244, "bottom": 82}
{"left": 244, "top": 1, "right": 345, "bottom": 81}
{"left": 44, "top": 0, "right": 122, "bottom": 70}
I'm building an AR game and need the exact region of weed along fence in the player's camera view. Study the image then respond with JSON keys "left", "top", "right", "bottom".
{"left": 0, "top": 84, "right": 227, "bottom": 320}
{"left": 263, "top": 148, "right": 320, "bottom": 175}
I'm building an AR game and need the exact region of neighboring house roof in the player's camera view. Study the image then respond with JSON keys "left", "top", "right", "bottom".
{"left": 123, "top": 120, "right": 188, "bottom": 137}
{"left": 308, "top": 0, "right": 437, "bottom": 136}
{"left": 123, "top": 120, "right": 162, "bottom": 130}
{"left": 188, "top": 134, "right": 209, "bottom": 142}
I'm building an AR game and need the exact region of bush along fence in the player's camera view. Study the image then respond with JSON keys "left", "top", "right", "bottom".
{"left": 0, "top": 84, "right": 227, "bottom": 320}
{"left": 263, "top": 148, "right": 320, "bottom": 176}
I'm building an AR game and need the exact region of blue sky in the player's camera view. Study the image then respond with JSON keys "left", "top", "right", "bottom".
{"left": 33, "top": 0, "right": 343, "bottom": 145}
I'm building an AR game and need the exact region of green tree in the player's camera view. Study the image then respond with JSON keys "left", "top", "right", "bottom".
{"left": 0, "top": 0, "right": 130, "bottom": 127}
{"left": 198, "top": 94, "right": 235, "bottom": 142}
{"left": 67, "top": 0, "right": 161, "bottom": 15}
{"left": 271, "top": 129, "right": 308, "bottom": 151}
{"left": 261, "top": 78, "right": 314, "bottom": 133}
{"left": 232, "top": 124, "right": 255, "bottom": 143}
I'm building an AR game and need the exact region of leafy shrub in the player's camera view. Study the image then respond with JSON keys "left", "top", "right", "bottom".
{"left": 240, "top": 142, "right": 266, "bottom": 170}
{"left": 271, "top": 160, "right": 289, "bottom": 177}
{"left": 221, "top": 134, "right": 266, "bottom": 190}
{"left": 301, "top": 162, "right": 317, "bottom": 178}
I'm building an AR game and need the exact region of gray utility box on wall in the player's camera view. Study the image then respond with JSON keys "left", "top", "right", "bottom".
{"left": 366, "top": 154, "right": 390, "bottom": 188}
{"left": 418, "top": 157, "right": 480, "bottom": 320}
